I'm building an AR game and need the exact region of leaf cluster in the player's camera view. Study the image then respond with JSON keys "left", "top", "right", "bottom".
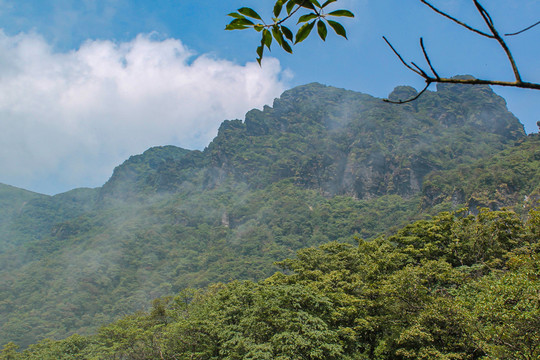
{"left": 225, "top": 0, "right": 353, "bottom": 64}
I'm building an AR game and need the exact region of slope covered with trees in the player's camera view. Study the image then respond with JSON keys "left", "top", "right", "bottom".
{"left": 0, "top": 82, "right": 537, "bottom": 348}
{"left": 4, "top": 208, "right": 539, "bottom": 359}
{"left": 423, "top": 133, "right": 540, "bottom": 213}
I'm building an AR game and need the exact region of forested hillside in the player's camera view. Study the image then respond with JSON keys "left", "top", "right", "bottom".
{"left": 0, "top": 82, "right": 538, "bottom": 349}
{"left": 0, "top": 184, "right": 46, "bottom": 253}
{"left": 4, "top": 208, "right": 539, "bottom": 359}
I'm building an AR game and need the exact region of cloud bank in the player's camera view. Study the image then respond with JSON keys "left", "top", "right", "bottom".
{"left": 0, "top": 31, "right": 289, "bottom": 194}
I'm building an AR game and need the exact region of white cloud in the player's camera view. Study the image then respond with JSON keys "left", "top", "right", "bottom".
{"left": 0, "top": 31, "right": 289, "bottom": 194}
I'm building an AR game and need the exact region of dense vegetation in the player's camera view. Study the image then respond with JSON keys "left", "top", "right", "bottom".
{"left": 2, "top": 208, "right": 538, "bottom": 359}
{"left": 423, "top": 134, "right": 540, "bottom": 213}
{"left": 0, "top": 184, "right": 46, "bottom": 253}
{"left": 0, "top": 82, "right": 538, "bottom": 349}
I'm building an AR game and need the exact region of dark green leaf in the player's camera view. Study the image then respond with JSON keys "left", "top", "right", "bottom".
{"left": 317, "top": 20, "right": 327, "bottom": 41}
{"left": 274, "top": 0, "right": 284, "bottom": 17}
{"left": 282, "top": 39, "right": 293, "bottom": 53}
{"left": 327, "top": 20, "right": 347, "bottom": 38}
{"left": 286, "top": 0, "right": 296, "bottom": 14}
{"left": 295, "top": 21, "right": 315, "bottom": 44}
{"left": 263, "top": 29, "right": 273, "bottom": 49}
{"left": 256, "top": 43, "right": 264, "bottom": 65}
{"left": 225, "top": 23, "right": 249, "bottom": 31}
{"left": 328, "top": 10, "right": 354, "bottom": 17}
{"left": 227, "top": 12, "right": 244, "bottom": 19}
{"left": 297, "top": 13, "right": 318, "bottom": 24}
{"left": 225, "top": 16, "right": 254, "bottom": 31}
{"left": 294, "top": 0, "right": 315, "bottom": 10}
{"left": 281, "top": 25, "right": 294, "bottom": 41}
{"left": 272, "top": 27, "right": 284, "bottom": 47}
{"left": 254, "top": 24, "right": 264, "bottom": 32}
{"left": 238, "top": 7, "right": 263, "bottom": 20}
{"left": 321, "top": 0, "right": 337, "bottom": 7}
{"left": 230, "top": 18, "right": 255, "bottom": 26}
{"left": 309, "top": 0, "right": 322, "bottom": 8}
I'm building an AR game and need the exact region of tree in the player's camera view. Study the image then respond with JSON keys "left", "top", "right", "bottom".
{"left": 226, "top": 0, "right": 540, "bottom": 103}
{"left": 0, "top": 342, "right": 20, "bottom": 360}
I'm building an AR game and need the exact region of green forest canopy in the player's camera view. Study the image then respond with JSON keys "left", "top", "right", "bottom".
{"left": 2, "top": 208, "right": 539, "bottom": 359}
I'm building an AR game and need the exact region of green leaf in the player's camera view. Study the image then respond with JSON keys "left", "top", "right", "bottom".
{"left": 272, "top": 27, "right": 284, "bottom": 47}
{"left": 327, "top": 20, "right": 347, "bottom": 38}
{"left": 227, "top": 12, "right": 244, "bottom": 19}
{"left": 297, "top": 13, "right": 318, "bottom": 24}
{"left": 281, "top": 39, "right": 293, "bottom": 53}
{"left": 309, "top": 0, "right": 322, "bottom": 8}
{"left": 321, "top": 0, "right": 337, "bottom": 7}
{"left": 274, "top": 0, "right": 284, "bottom": 17}
{"left": 225, "top": 23, "right": 249, "bottom": 31}
{"left": 317, "top": 20, "right": 327, "bottom": 41}
{"left": 295, "top": 21, "right": 315, "bottom": 44}
{"left": 225, "top": 16, "right": 256, "bottom": 31}
{"left": 230, "top": 18, "right": 255, "bottom": 26}
{"left": 328, "top": 10, "right": 354, "bottom": 17}
{"left": 238, "top": 7, "right": 263, "bottom": 20}
{"left": 281, "top": 25, "right": 294, "bottom": 42}
{"left": 263, "top": 29, "right": 273, "bottom": 49}
{"left": 294, "top": 0, "right": 315, "bottom": 10}
{"left": 286, "top": 0, "right": 296, "bottom": 14}
{"left": 254, "top": 24, "right": 264, "bottom": 32}
{"left": 256, "top": 45, "right": 264, "bottom": 65}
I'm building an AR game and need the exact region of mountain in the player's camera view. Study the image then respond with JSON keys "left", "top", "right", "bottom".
{"left": 0, "top": 81, "right": 537, "bottom": 348}
{"left": 192, "top": 82, "right": 524, "bottom": 198}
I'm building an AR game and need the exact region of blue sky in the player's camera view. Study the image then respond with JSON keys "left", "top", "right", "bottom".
{"left": 0, "top": 0, "right": 538, "bottom": 194}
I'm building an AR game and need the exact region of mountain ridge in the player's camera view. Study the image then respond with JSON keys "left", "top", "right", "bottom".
{"left": 0, "top": 81, "right": 537, "bottom": 347}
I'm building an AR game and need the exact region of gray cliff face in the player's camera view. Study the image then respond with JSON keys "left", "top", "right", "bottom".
{"left": 321, "top": 149, "right": 437, "bottom": 199}
{"left": 199, "top": 82, "right": 525, "bottom": 200}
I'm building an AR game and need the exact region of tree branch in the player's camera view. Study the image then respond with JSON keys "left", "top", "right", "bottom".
{"left": 382, "top": 36, "right": 423, "bottom": 76}
{"left": 472, "top": 0, "right": 522, "bottom": 82}
{"left": 420, "top": 37, "right": 440, "bottom": 79}
{"left": 419, "top": 0, "right": 493, "bottom": 38}
{"left": 505, "top": 20, "right": 540, "bottom": 36}
{"left": 383, "top": 82, "right": 431, "bottom": 104}
{"left": 383, "top": 0, "right": 540, "bottom": 103}
{"left": 275, "top": 2, "right": 306, "bottom": 26}
{"left": 423, "top": 77, "right": 540, "bottom": 89}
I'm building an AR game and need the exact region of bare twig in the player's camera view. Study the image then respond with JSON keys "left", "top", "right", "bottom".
{"left": 383, "top": 0, "right": 540, "bottom": 103}
{"left": 419, "top": 0, "right": 493, "bottom": 38}
{"left": 420, "top": 37, "right": 440, "bottom": 79}
{"left": 472, "top": 0, "right": 522, "bottom": 82}
{"left": 268, "top": 1, "right": 322, "bottom": 28}
{"left": 383, "top": 82, "right": 431, "bottom": 104}
{"left": 505, "top": 20, "right": 540, "bottom": 36}
{"left": 275, "top": 3, "right": 306, "bottom": 26}
{"left": 411, "top": 61, "right": 430, "bottom": 78}
{"left": 382, "top": 36, "right": 422, "bottom": 76}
